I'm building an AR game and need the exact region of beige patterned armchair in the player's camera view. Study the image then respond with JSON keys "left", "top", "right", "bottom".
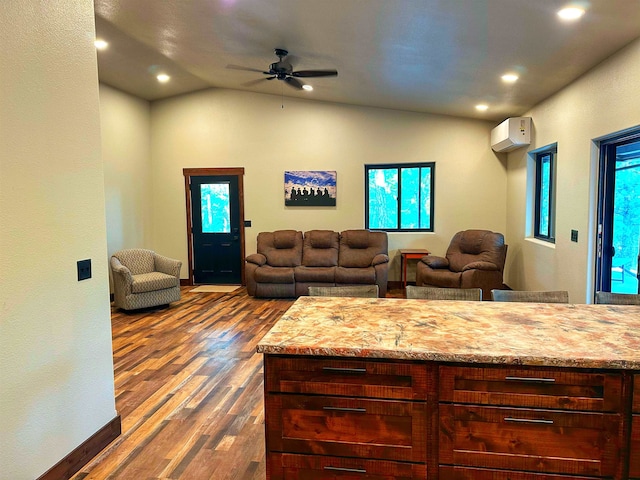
{"left": 110, "top": 249, "right": 182, "bottom": 310}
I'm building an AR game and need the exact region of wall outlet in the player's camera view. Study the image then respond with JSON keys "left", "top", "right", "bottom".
{"left": 244, "top": 220, "right": 252, "bottom": 227}
{"left": 77, "top": 259, "right": 92, "bottom": 281}
{"left": 571, "top": 230, "right": 578, "bottom": 242}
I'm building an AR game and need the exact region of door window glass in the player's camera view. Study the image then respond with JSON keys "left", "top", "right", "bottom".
{"left": 611, "top": 141, "right": 640, "bottom": 294}
{"left": 201, "top": 183, "right": 230, "bottom": 233}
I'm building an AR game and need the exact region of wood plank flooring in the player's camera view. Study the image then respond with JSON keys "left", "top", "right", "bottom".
{"left": 72, "top": 287, "right": 294, "bottom": 480}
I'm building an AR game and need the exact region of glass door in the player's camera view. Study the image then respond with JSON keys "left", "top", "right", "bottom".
{"left": 596, "top": 136, "right": 640, "bottom": 294}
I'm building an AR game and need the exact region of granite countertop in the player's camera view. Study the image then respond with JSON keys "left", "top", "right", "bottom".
{"left": 257, "top": 296, "right": 640, "bottom": 369}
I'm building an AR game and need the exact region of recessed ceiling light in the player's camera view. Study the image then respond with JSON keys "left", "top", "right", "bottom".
{"left": 475, "top": 104, "right": 489, "bottom": 111}
{"left": 302, "top": 85, "right": 313, "bottom": 91}
{"left": 557, "top": 6, "right": 585, "bottom": 21}
{"left": 501, "top": 73, "right": 519, "bottom": 83}
{"left": 157, "top": 74, "right": 170, "bottom": 83}
{"left": 94, "top": 39, "right": 109, "bottom": 50}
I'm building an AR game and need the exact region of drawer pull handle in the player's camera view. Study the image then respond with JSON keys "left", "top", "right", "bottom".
{"left": 323, "top": 406, "right": 367, "bottom": 413}
{"left": 324, "top": 466, "right": 367, "bottom": 473}
{"left": 505, "top": 376, "right": 556, "bottom": 383}
{"left": 322, "top": 367, "right": 367, "bottom": 374}
{"left": 504, "top": 417, "right": 554, "bottom": 425}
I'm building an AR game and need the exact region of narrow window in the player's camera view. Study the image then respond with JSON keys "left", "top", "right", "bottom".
{"left": 365, "top": 162, "right": 435, "bottom": 232}
{"left": 534, "top": 148, "right": 556, "bottom": 242}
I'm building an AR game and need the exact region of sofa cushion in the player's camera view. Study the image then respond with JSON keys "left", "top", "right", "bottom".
{"left": 339, "top": 230, "right": 388, "bottom": 268}
{"left": 302, "top": 230, "right": 339, "bottom": 267}
{"left": 274, "top": 229, "right": 299, "bottom": 249}
{"left": 131, "top": 272, "right": 179, "bottom": 293}
{"left": 310, "top": 230, "right": 336, "bottom": 248}
{"left": 295, "top": 266, "right": 336, "bottom": 283}
{"left": 257, "top": 230, "right": 303, "bottom": 267}
{"left": 254, "top": 266, "right": 295, "bottom": 283}
{"left": 335, "top": 266, "right": 376, "bottom": 284}
{"left": 459, "top": 230, "right": 488, "bottom": 255}
{"left": 447, "top": 230, "right": 506, "bottom": 272}
{"left": 344, "top": 230, "right": 370, "bottom": 249}
{"left": 419, "top": 268, "right": 462, "bottom": 289}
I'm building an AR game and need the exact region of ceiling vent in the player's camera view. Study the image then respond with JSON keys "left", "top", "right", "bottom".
{"left": 491, "top": 117, "right": 531, "bottom": 152}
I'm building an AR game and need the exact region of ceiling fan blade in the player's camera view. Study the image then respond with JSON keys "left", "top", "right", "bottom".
{"left": 226, "top": 64, "right": 270, "bottom": 74}
{"left": 242, "top": 77, "right": 273, "bottom": 87}
{"left": 284, "top": 76, "right": 304, "bottom": 90}
{"left": 291, "top": 69, "right": 338, "bottom": 78}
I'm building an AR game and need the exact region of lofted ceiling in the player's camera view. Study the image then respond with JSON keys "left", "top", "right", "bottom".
{"left": 94, "top": 0, "right": 640, "bottom": 121}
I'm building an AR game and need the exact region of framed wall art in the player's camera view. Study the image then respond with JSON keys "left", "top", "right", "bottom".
{"left": 284, "top": 170, "right": 336, "bottom": 206}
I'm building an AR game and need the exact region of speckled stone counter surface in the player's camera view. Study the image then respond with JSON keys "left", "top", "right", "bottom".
{"left": 257, "top": 296, "right": 640, "bottom": 369}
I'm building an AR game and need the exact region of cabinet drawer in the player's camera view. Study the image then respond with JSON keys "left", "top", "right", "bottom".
{"left": 439, "top": 465, "right": 597, "bottom": 479}
{"left": 440, "top": 366, "right": 623, "bottom": 412}
{"left": 266, "top": 394, "right": 427, "bottom": 462}
{"left": 439, "top": 404, "right": 621, "bottom": 477}
{"left": 633, "top": 374, "right": 640, "bottom": 412}
{"left": 269, "top": 453, "right": 426, "bottom": 479}
{"left": 265, "top": 356, "right": 431, "bottom": 400}
{"left": 630, "top": 414, "right": 640, "bottom": 478}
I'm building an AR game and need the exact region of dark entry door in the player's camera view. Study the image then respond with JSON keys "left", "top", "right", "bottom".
{"left": 596, "top": 135, "right": 640, "bottom": 295}
{"left": 189, "top": 175, "right": 242, "bottom": 284}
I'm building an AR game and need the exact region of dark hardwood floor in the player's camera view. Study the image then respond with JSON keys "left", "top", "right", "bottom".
{"left": 72, "top": 286, "right": 294, "bottom": 480}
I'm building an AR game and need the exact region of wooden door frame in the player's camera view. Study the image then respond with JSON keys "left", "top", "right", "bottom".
{"left": 183, "top": 167, "right": 246, "bottom": 286}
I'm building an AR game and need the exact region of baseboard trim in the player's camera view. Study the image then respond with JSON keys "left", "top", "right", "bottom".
{"left": 37, "top": 414, "right": 121, "bottom": 480}
{"left": 180, "top": 279, "right": 191, "bottom": 286}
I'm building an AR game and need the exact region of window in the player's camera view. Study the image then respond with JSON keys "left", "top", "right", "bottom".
{"left": 534, "top": 147, "right": 556, "bottom": 242}
{"left": 365, "top": 162, "right": 434, "bottom": 231}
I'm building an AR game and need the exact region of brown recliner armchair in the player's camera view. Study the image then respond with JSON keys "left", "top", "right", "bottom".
{"left": 416, "top": 230, "right": 507, "bottom": 300}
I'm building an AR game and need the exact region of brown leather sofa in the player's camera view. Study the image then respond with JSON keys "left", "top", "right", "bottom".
{"left": 416, "top": 229, "right": 507, "bottom": 300}
{"left": 245, "top": 229, "right": 389, "bottom": 297}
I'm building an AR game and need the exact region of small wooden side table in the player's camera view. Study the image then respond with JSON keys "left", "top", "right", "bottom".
{"left": 399, "top": 249, "right": 430, "bottom": 289}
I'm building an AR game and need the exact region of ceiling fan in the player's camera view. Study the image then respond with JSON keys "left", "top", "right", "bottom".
{"left": 228, "top": 48, "right": 338, "bottom": 90}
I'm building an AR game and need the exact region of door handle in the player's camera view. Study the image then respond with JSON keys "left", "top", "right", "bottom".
{"left": 322, "top": 366, "right": 367, "bottom": 374}
{"left": 505, "top": 376, "right": 555, "bottom": 383}
{"left": 324, "top": 466, "right": 367, "bottom": 474}
{"left": 323, "top": 406, "right": 366, "bottom": 413}
{"left": 504, "top": 417, "right": 554, "bottom": 425}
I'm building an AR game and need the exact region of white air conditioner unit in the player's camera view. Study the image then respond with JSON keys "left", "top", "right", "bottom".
{"left": 491, "top": 117, "right": 531, "bottom": 152}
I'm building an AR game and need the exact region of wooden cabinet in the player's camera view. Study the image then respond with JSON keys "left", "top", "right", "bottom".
{"left": 439, "top": 366, "right": 623, "bottom": 411}
{"left": 630, "top": 374, "right": 640, "bottom": 478}
{"left": 269, "top": 453, "right": 427, "bottom": 479}
{"left": 439, "top": 404, "right": 620, "bottom": 477}
{"left": 439, "top": 365, "right": 624, "bottom": 479}
{"left": 265, "top": 356, "right": 633, "bottom": 479}
{"left": 265, "top": 356, "right": 435, "bottom": 479}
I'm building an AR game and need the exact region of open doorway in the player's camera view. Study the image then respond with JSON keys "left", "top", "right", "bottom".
{"left": 596, "top": 134, "right": 640, "bottom": 295}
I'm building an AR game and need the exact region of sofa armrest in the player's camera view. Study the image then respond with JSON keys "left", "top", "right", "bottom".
{"left": 246, "top": 253, "right": 267, "bottom": 266}
{"left": 371, "top": 253, "right": 389, "bottom": 266}
{"left": 421, "top": 255, "right": 449, "bottom": 269}
{"left": 154, "top": 254, "right": 182, "bottom": 277}
{"left": 110, "top": 256, "right": 133, "bottom": 288}
{"left": 462, "top": 261, "right": 499, "bottom": 272}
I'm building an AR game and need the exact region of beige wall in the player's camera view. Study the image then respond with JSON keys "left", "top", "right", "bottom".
{"left": 149, "top": 89, "right": 507, "bottom": 281}
{"left": 505, "top": 38, "right": 640, "bottom": 302}
{"left": 100, "top": 84, "right": 152, "bottom": 260}
{"left": 0, "top": 2, "right": 116, "bottom": 478}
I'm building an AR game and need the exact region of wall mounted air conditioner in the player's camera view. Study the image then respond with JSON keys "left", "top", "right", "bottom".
{"left": 491, "top": 117, "right": 531, "bottom": 152}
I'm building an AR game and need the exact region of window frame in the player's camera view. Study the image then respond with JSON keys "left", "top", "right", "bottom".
{"left": 534, "top": 147, "right": 557, "bottom": 243}
{"left": 364, "top": 162, "right": 435, "bottom": 232}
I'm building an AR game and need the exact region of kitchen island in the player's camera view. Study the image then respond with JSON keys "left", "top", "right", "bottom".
{"left": 258, "top": 296, "right": 640, "bottom": 479}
